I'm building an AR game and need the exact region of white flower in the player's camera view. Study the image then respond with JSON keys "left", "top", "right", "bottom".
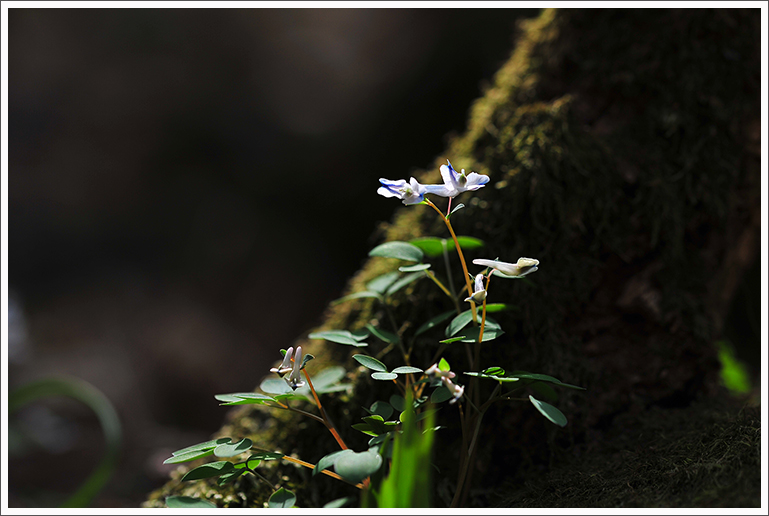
{"left": 473, "top": 257, "right": 540, "bottom": 278}
{"left": 425, "top": 363, "right": 456, "bottom": 380}
{"left": 269, "top": 346, "right": 294, "bottom": 377}
{"left": 464, "top": 273, "right": 488, "bottom": 303}
{"left": 442, "top": 376, "right": 465, "bottom": 405}
{"left": 284, "top": 346, "right": 306, "bottom": 390}
{"left": 434, "top": 160, "right": 490, "bottom": 198}
{"left": 377, "top": 177, "right": 429, "bottom": 205}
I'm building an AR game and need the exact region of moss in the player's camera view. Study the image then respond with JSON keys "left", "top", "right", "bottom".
{"left": 145, "top": 8, "right": 760, "bottom": 508}
{"left": 496, "top": 395, "right": 761, "bottom": 508}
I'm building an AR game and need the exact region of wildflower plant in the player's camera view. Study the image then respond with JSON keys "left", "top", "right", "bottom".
{"left": 162, "top": 159, "right": 585, "bottom": 508}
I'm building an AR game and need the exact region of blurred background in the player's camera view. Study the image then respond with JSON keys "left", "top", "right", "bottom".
{"left": 7, "top": 7, "right": 541, "bottom": 507}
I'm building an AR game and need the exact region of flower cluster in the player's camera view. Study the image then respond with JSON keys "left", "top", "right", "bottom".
{"left": 269, "top": 346, "right": 305, "bottom": 390}
{"left": 426, "top": 362, "right": 464, "bottom": 405}
{"left": 377, "top": 160, "right": 490, "bottom": 205}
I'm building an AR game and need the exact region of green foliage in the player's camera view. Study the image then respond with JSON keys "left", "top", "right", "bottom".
{"left": 166, "top": 495, "right": 216, "bottom": 508}
{"left": 334, "top": 449, "right": 384, "bottom": 483}
{"left": 268, "top": 488, "right": 296, "bottom": 508}
{"left": 369, "top": 241, "right": 425, "bottom": 262}
{"left": 308, "top": 329, "right": 369, "bottom": 347}
{"left": 716, "top": 341, "right": 751, "bottom": 395}
{"left": 368, "top": 394, "right": 436, "bottom": 508}
{"left": 409, "top": 236, "right": 485, "bottom": 257}
{"left": 529, "top": 395, "right": 567, "bottom": 427}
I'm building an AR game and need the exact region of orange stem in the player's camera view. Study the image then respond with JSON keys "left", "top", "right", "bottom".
{"left": 303, "top": 369, "right": 348, "bottom": 450}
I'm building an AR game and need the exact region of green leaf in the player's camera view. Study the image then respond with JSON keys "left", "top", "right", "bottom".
{"left": 445, "top": 309, "right": 476, "bottom": 337}
{"left": 371, "top": 372, "right": 398, "bottom": 381}
{"left": 247, "top": 451, "right": 284, "bottom": 461}
{"left": 217, "top": 468, "right": 245, "bottom": 486}
{"left": 352, "top": 423, "right": 378, "bottom": 437}
{"left": 430, "top": 385, "right": 453, "bottom": 404}
{"left": 365, "top": 324, "right": 400, "bottom": 344}
{"left": 214, "top": 392, "right": 276, "bottom": 406}
{"left": 463, "top": 371, "right": 519, "bottom": 383}
{"left": 309, "top": 366, "right": 350, "bottom": 393}
{"left": 531, "top": 381, "right": 559, "bottom": 403}
{"left": 391, "top": 366, "right": 423, "bottom": 374}
{"left": 389, "top": 394, "right": 406, "bottom": 412}
{"left": 446, "top": 203, "right": 465, "bottom": 219}
{"left": 408, "top": 237, "right": 448, "bottom": 257}
{"left": 367, "top": 401, "right": 394, "bottom": 420}
{"left": 369, "top": 241, "right": 424, "bottom": 262}
{"left": 384, "top": 271, "right": 425, "bottom": 296}
{"left": 508, "top": 371, "right": 586, "bottom": 390}
{"left": 366, "top": 272, "right": 401, "bottom": 294}
{"left": 353, "top": 354, "right": 388, "bottom": 372}
{"left": 268, "top": 488, "right": 296, "bottom": 508}
{"left": 300, "top": 353, "right": 315, "bottom": 369}
{"left": 181, "top": 461, "right": 235, "bottom": 482}
{"left": 529, "top": 395, "right": 567, "bottom": 427}
{"left": 362, "top": 415, "right": 394, "bottom": 435}
{"left": 166, "top": 496, "right": 216, "bottom": 508}
{"left": 163, "top": 449, "right": 215, "bottom": 464}
{"left": 438, "top": 336, "right": 466, "bottom": 344}
{"left": 259, "top": 378, "right": 295, "bottom": 395}
{"left": 314, "top": 449, "right": 352, "bottom": 476}
{"left": 373, "top": 393, "right": 435, "bottom": 508}
{"left": 334, "top": 449, "right": 383, "bottom": 483}
{"left": 484, "top": 302, "right": 515, "bottom": 313}
{"left": 414, "top": 310, "right": 456, "bottom": 336}
{"left": 409, "top": 236, "right": 485, "bottom": 257}
{"left": 214, "top": 438, "right": 252, "bottom": 458}
{"left": 308, "top": 330, "right": 368, "bottom": 347}
{"left": 332, "top": 290, "right": 383, "bottom": 305}
{"left": 438, "top": 358, "right": 451, "bottom": 372}
{"left": 455, "top": 235, "right": 485, "bottom": 251}
{"left": 459, "top": 327, "right": 505, "bottom": 343}
{"left": 169, "top": 438, "right": 231, "bottom": 457}
{"left": 324, "top": 497, "right": 353, "bottom": 508}
{"left": 398, "top": 263, "right": 432, "bottom": 272}
{"left": 233, "top": 456, "right": 262, "bottom": 470}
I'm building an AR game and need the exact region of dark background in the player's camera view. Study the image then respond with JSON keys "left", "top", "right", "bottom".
{"left": 7, "top": 7, "right": 540, "bottom": 507}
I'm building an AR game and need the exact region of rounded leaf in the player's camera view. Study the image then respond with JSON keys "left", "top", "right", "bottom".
{"left": 369, "top": 241, "right": 424, "bottom": 262}
{"left": 268, "top": 488, "right": 296, "bottom": 508}
{"left": 214, "top": 438, "right": 252, "bottom": 458}
{"left": 334, "top": 449, "right": 383, "bottom": 483}
{"left": 389, "top": 394, "right": 406, "bottom": 412}
{"left": 529, "top": 395, "right": 568, "bottom": 427}
{"left": 181, "top": 461, "right": 235, "bottom": 481}
{"left": 430, "top": 385, "right": 453, "bottom": 404}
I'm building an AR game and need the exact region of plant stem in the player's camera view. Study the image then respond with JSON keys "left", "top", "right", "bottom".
{"left": 303, "top": 369, "right": 348, "bottom": 450}
{"left": 425, "top": 199, "right": 477, "bottom": 325}
{"left": 441, "top": 239, "right": 460, "bottom": 313}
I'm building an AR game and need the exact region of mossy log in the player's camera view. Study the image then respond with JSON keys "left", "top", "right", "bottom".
{"left": 144, "top": 8, "right": 761, "bottom": 508}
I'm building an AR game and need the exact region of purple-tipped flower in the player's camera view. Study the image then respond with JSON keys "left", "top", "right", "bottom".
{"left": 434, "top": 160, "right": 490, "bottom": 198}
{"left": 473, "top": 257, "right": 540, "bottom": 278}
{"left": 464, "top": 273, "right": 488, "bottom": 304}
{"left": 377, "top": 177, "right": 429, "bottom": 205}
{"left": 285, "top": 346, "right": 306, "bottom": 390}
{"left": 269, "top": 346, "right": 294, "bottom": 377}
